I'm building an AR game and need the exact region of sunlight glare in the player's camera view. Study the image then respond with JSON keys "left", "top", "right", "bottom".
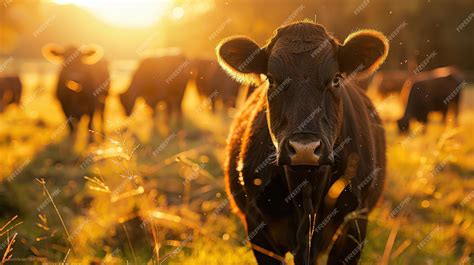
{"left": 171, "top": 6, "right": 185, "bottom": 20}
{"left": 53, "top": 0, "right": 172, "bottom": 28}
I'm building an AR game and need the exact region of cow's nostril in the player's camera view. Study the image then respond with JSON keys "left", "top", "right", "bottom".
{"left": 313, "top": 140, "right": 322, "bottom": 156}
{"left": 287, "top": 139, "right": 323, "bottom": 166}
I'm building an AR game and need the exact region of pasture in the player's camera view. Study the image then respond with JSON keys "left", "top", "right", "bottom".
{"left": 0, "top": 60, "right": 473, "bottom": 264}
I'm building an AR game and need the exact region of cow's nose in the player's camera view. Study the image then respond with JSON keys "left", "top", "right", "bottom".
{"left": 288, "top": 139, "right": 322, "bottom": 166}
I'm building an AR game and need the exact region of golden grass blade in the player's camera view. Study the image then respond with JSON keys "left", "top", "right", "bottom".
{"left": 84, "top": 176, "right": 111, "bottom": 193}
{"left": 35, "top": 178, "right": 76, "bottom": 255}
{"left": 380, "top": 215, "right": 402, "bottom": 265}
{"left": 390, "top": 239, "right": 411, "bottom": 261}
{"left": 321, "top": 208, "right": 369, "bottom": 258}
{"left": 0, "top": 216, "right": 18, "bottom": 232}
{"left": 250, "top": 243, "right": 286, "bottom": 263}
{"left": 122, "top": 223, "right": 138, "bottom": 265}
{"left": 111, "top": 186, "right": 144, "bottom": 203}
{"left": 36, "top": 222, "right": 50, "bottom": 231}
{"left": 1, "top": 232, "right": 17, "bottom": 264}
{"left": 0, "top": 215, "right": 23, "bottom": 238}
{"left": 62, "top": 248, "right": 71, "bottom": 263}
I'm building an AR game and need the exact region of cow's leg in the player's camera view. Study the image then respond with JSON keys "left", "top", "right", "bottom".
{"left": 174, "top": 103, "right": 183, "bottom": 129}
{"left": 453, "top": 100, "right": 460, "bottom": 126}
{"left": 244, "top": 209, "right": 284, "bottom": 265}
{"left": 164, "top": 103, "right": 172, "bottom": 125}
{"left": 87, "top": 113, "right": 94, "bottom": 143}
{"left": 98, "top": 106, "right": 106, "bottom": 139}
{"left": 247, "top": 223, "right": 284, "bottom": 264}
{"left": 66, "top": 114, "right": 79, "bottom": 141}
{"left": 67, "top": 117, "right": 75, "bottom": 134}
{"left": 327, "top": 218, "right": 368, "bottom": 265}
{"left": 151, "top": 106, "right": 160, "bottom": 135}
{"left": 60, "top": 105, "right": 75, "bottom": 136}
{"left": 441, "top": 109, "right": 448, "bottom": 124}
{"left": 419, "top": 113, "right": 428, "bottom": 134}
{"left": 210, "top": 97, "right": 217, "bottom": 113}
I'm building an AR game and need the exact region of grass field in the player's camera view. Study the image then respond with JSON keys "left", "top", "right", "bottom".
{"left": 0, "top": 62, "right": 473, "bottom": 264}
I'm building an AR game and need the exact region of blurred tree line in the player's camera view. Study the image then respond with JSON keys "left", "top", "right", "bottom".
{"left": 0, "top": 0, "right": 42, "bottom": 53}
{"left": 1, "top": 0, "right": 473, "bottom": 73}
{"left": 161, "top": 0, "right": 474, "bottom": 72}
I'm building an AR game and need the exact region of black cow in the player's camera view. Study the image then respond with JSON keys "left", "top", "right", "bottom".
{"left": 397, "top": 67, "right": 464, "bottom": 133}
{"left": 218, "top": 21, "right": 388, "bottom": 264}
{"left": 43, "top": 44, "right": 110, "bottom": 141}
{"left": 0, "top": 75, "right": 22, "bottom": 112}
{"left": 120, "top": 55, "right": 189, "bottom": 126}
{"left": 193, "top": 58, "right": 241, "bottom": 111}
{"left": 370, "top": 70, "right": 408, "bottom": 97}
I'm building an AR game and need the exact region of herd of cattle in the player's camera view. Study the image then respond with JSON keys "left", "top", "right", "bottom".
{"left": 0, "top": 44, "right": 246, "bottom": 139}
{"left": 0, "top": 44, "right": 465, "bottom": 140}
{"left": 0, "top": 44, "right": 463, "bottom": 139}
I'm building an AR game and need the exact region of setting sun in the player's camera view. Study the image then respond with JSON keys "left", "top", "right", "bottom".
{"left": 52, "top": 0, "right": 172, "bottom": 28}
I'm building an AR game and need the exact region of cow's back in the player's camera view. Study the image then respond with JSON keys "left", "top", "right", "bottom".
{"left": 194, "top": 59, "right": 240, "bottom": 106}
{"left": 134, "top": 55, "right": 189, "bottom": 105}
{"left": 407, "top": 74, "right": 462, "bottom": 113}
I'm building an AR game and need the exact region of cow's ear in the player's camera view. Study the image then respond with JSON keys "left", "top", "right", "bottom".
{"left": 42, "top": 43, "right": 64, "bottom": 63}
{"left": 81, "top": 44, "right": 104, "bottom": 65}
{"left": 216, "top": 37, "right": 267, "bottom": 84}
{"left": 338, "top": 30, "right": 388, "bottom": 78}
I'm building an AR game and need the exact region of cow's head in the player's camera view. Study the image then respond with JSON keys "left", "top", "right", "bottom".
{"left": 43, "top": 44, "right": 103, "bottom": 92}
{"left": 217, "top": 22, "right": 388, "bottom": 167}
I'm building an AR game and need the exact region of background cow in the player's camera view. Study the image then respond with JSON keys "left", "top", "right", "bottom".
{"left": 43, "top": 44, "right": 110, "bottom": 141}
{"left": 0, "top": 75, "right": 22, "bottom": 113}
{"left": 192, "top": 58, "right": 241, "bottom": 111}
{"left": 370, "top": 70, "right": 408, "bottom": 97}
{"left": 397, "top": 67, "right": 464, "bottom": 133}
{"left": 218, "top": 21, "right": 388, "bottom": 264}
{"left": 119, "top": 55, "right": 190, "bottom": 127}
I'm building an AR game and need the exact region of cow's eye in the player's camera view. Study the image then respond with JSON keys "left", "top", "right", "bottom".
{"left": 332, "top": 74, "right": 342, "bottom": 87}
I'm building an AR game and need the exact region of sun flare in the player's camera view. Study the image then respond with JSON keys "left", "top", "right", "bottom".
{"left": 53, "top": 0, "right": 173, "bottom": 28}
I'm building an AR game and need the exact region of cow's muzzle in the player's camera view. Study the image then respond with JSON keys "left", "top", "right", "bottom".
{"left": 279, "top": 133, "right": 328, "bottom": 166}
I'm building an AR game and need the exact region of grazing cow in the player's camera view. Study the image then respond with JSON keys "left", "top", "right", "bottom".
{"left": 43, "top": 44, "right": 110, "bottom": 141}
{"left": 397, "top": 67, "right": 464, "bottom": 133}
{"left": 193, "top": 58, "right": 241, "bottom": 111}
{"left": 370, "top": 70, "right": 408, "bottom": 97}
{"left": 120, "top": 55, "right": 189, "bottom": 126}
{"left": 0, "top": 75, "right": 22, "bottom": 112}
{"left": 218, "top": 21, "right": 388, "bottom": 264}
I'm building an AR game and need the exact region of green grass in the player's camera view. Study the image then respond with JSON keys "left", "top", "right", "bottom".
{"left": 1, "top": 67, "right": 473, "bottom": 264}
